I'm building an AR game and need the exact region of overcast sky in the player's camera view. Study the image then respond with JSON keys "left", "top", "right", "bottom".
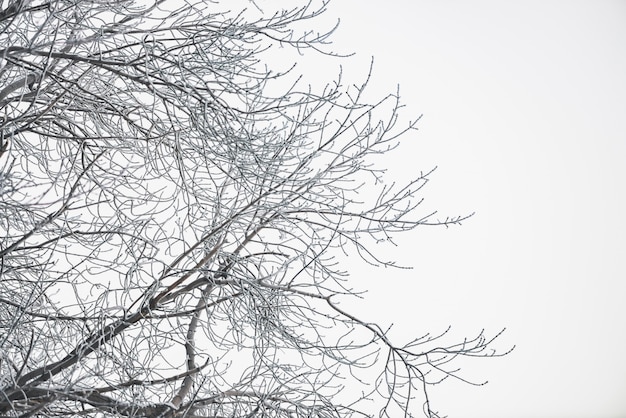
{"left": 307, "top": 1, "right": 626, "bottom": 417}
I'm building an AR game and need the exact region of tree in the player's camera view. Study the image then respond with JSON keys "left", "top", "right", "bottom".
{"left": 0, "top": 0, "right": 511, "bottom": 417}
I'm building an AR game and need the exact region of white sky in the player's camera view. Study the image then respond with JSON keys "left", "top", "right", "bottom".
{"left": 308, "top": 1, "right": 626, "bottom": 417}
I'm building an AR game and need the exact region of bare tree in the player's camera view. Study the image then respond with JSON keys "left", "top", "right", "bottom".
{"left": 0, "top": 0, "right": 511, "bottom": 417}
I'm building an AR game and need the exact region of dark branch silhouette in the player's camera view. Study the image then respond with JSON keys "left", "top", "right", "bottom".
{"left": 0, "top": 1, "right": 511, "bottom": 417}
